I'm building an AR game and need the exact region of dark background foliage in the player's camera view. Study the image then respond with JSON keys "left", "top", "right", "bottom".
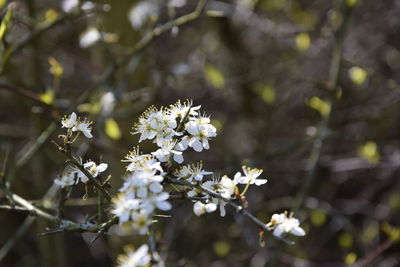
{"left": 0, "top": 0, "right": 400, "bottom": 266}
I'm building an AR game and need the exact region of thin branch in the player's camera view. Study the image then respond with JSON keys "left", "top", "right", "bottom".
{"left": 0, "top": 10, "right": 82, "bottom": 73}
{"left": 293, "top": 1, "right": 355, "bottom": 212}
{"left": 165, "top": 177, "right": 292, "bottom": 244}
{"left": 74, "top": 0, "right": 208, "bottom": 105}
{"left": 351, "top": 239, "right": 394, "bottom": 267}
{"left": 10, "top": 191, "right": 61, "bottom": 223}
{"left": 0, "top": 216, "right": 36, "bottom": 262}
{"left": 147, "top": 226, "right": 165, "bottom": 267}
{"left": 7, "top": 122, "right": 57, "bottom": 187}
{"left": 0, "top": 82, "right": 53, "bottom": 107}
{"left": 0, "top": 204, "right": 30, "bottom": 213}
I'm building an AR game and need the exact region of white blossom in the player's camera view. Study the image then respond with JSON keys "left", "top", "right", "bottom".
{"left": 168, "top": 0, "right": 187, "bottom": 8}
{"left": 61, "top": 112, "right": 78, "bottom": 129}
{"left": 62, "top": 0, "right": 79, "bottom": 13}
{"left": 112, "top": 194, "right": 140, "bottom": 225}
{"left": 175, "top": 162, "right": 212, "bottom": 182}
{"left": 219, "top": 175, "right": 237, "bottom": 199}
{"left": 179, "top": 116, "right": 217, "bottom": 152}
{"left": 152, "top": 139, "right": 183, "bottom": 164}
{"left": 79, "top": 28, "right": 101, "bottom": 48}
{"left": 61, "top": 112, "right": 93, "bottom": 139}
{"left": 81, "top": 1, "right": 95, "bottom": 11}
{"left": 117, "top": 244, "right": 151, "bottom": 267}
{"left": 193, "top": 201, "right": 217, "bottom": 216}
{"left": 141, "top": 192, "right": 171, "bottom": 214}
{"left": 120, "top": 170, "right": 163, "bottom": 192}
{"left": 122, "top": 147, "right": 150, "bottom": 172}
{"left": 213, "top": 198, "right": 228, "bottom": 217}
{"left": 100, "top": 91, "right": 116, "bottom": 116}
{"left": 234, "top": 166, "right": 267, "bottom": 186}
{"left": 136, "top": 157, "right": 163, "bottom": 173}
{"left": 75, "top": 160, "right": 107, "bottom": 183}
{"left": 73, "top": 119, "right": 93, "bottom": 138}
{"left": 267, "top": 212, "right": 306, "bottom": 238}
{"left": 131, "top": 211, "right": 152, "bottom": 235}
{"left": 54, "top": 171, "right": 75, "bottom": 188}
{"left": 166, "top": 100, "right": 200, "bottom": 120}
{"left": 128, "top": 1, "right": 159, "bottom": 29}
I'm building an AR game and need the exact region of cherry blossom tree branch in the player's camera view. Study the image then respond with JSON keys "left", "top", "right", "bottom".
{"left": 1, "top": 186, "right": 119, "bottom": 234}
{"left": 165, "top": 176, "right": 293, "bottom": 244}
{"left": 52, "top": 141, "right": 113, "bottom": 203}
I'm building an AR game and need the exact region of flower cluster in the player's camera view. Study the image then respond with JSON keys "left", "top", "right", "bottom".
{"left": 184, "top": 166, "right": 266, "bottom": 217}
{"left": 111, "top": 100, "right": 216, "bottom": 235}
{"left": 266, "top": 212, "right": 306, "bottom": 238}
{"left": 54, "top": 100, "right": 306, "bottom": 266}
{"left": 112, "top": 153, "right": 171, "bottom": 235}
{"left": 133, "top": 100, "right": 216, "bottom": 156}
{"left": 54, "top": 160, "right": 108, "bottom": 188}
{"left": 117, "top": 244, "right": 151, "bottom": 267}
{"left": 61, "top": 112, "right": 93, "bottom": 138}
{"left": 174, "top": 162, "right": 212, "bottom": 182}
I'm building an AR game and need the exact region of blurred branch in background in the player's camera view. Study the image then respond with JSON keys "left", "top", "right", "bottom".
{"left": 1, "top": 0, "right": 400, "bottom": 266}
{"left": 294, "top": 0, "right": 355, "bottom": 212}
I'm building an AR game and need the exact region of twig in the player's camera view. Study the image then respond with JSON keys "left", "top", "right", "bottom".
{"left": 0, "top": 82, "right": 53, "bottom": 107}
{"left": 0, "top": 204, "right": 30, "bottom": 213}
{"left": 147, "top": 226, "right": 165, "bottom": 267}
{"left": 168, "top": 194, "right": 208, "bottom": 201}
{"left": 351, "top": 238, "right": 394, "bottom": 267}
{"left": 0, "top": 216, "right": 36, "bottom": 262}
{"left": 10, "top": 190, "right": 61, "bottom": 223}
{"left": 0, "top": 144, "right": 10, "bottom": 185}
{"left": 7, "top": 122, "right": 57, "bottom": 187}
{"left": 0, "top": 185, "right": 118, "bottom": 234}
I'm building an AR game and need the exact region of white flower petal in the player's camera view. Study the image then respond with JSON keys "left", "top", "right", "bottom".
{"left": 173, "top": 153, "right": 184, "bottom": 164}
{"left": 291, "top": 226, "right": 306, "bottom": 236}
{"left": 157, "top": 201, "right": 172, "bottom": 211}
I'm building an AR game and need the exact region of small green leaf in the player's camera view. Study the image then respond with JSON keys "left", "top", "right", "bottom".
{"left": 204, "top": 64, "right": 225, "bottom": 89}
{"left": 0, "top": 4, "right": 14, "bottom": 43}
{"left": 295, "top": 33, "right": 311, "bottom": 51}
{"left": 105, "top": 118, "right": 122, "bottom": 140}
{"left": 346, "top": 0, "right": 358, "bottom": 7}
{"left": 349, "top": 66, "right": 367, "bottom": 85}
{"left": 253, "top": 84, "right": 276, "bottom": 104}
{"left": 213, "top": 241, "right": 230, "bottom": 257}
{"left": 0, "top": 0, "right": 7, "bottom": 9}
{"left": 389, "top": 193, "right": 400, "bottom": 211}
{"left": 358, "top": 141, "right": 380, "bottom": 164}
{"left": 361, "top": 223, "right": 379, "bottom": 243}
{"left": 382, "top": 222, "right": 400, "bottom": 241}
{"left": 39, "top": 89, "right": 54, "bottom": 105}
{"left": 44, "top": 9, "right": 59, "bottom": 23}
{"left": 78, "top": 103, "right": 101, "bottom": 114}
{"left": 344, "top": 252, "right": 357, "bottom": 265}
{"left": 306, "top": 96, "right": 331, "bottom": 116}
{"left": 338, "top": 232, "right": 353, "bottom": 249}
{"left": 48, "top": 57, "right": 64, "bottom": 77}
{"left": 211, "top": 119, "right": 223, "bottom": 132}
{"left": 310, "top": 208, "right": 327, "bottom": 227}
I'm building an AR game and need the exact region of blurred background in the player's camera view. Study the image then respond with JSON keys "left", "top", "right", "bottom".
{"left": 1, "top": 0, "right": 400, "bottom": 266}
